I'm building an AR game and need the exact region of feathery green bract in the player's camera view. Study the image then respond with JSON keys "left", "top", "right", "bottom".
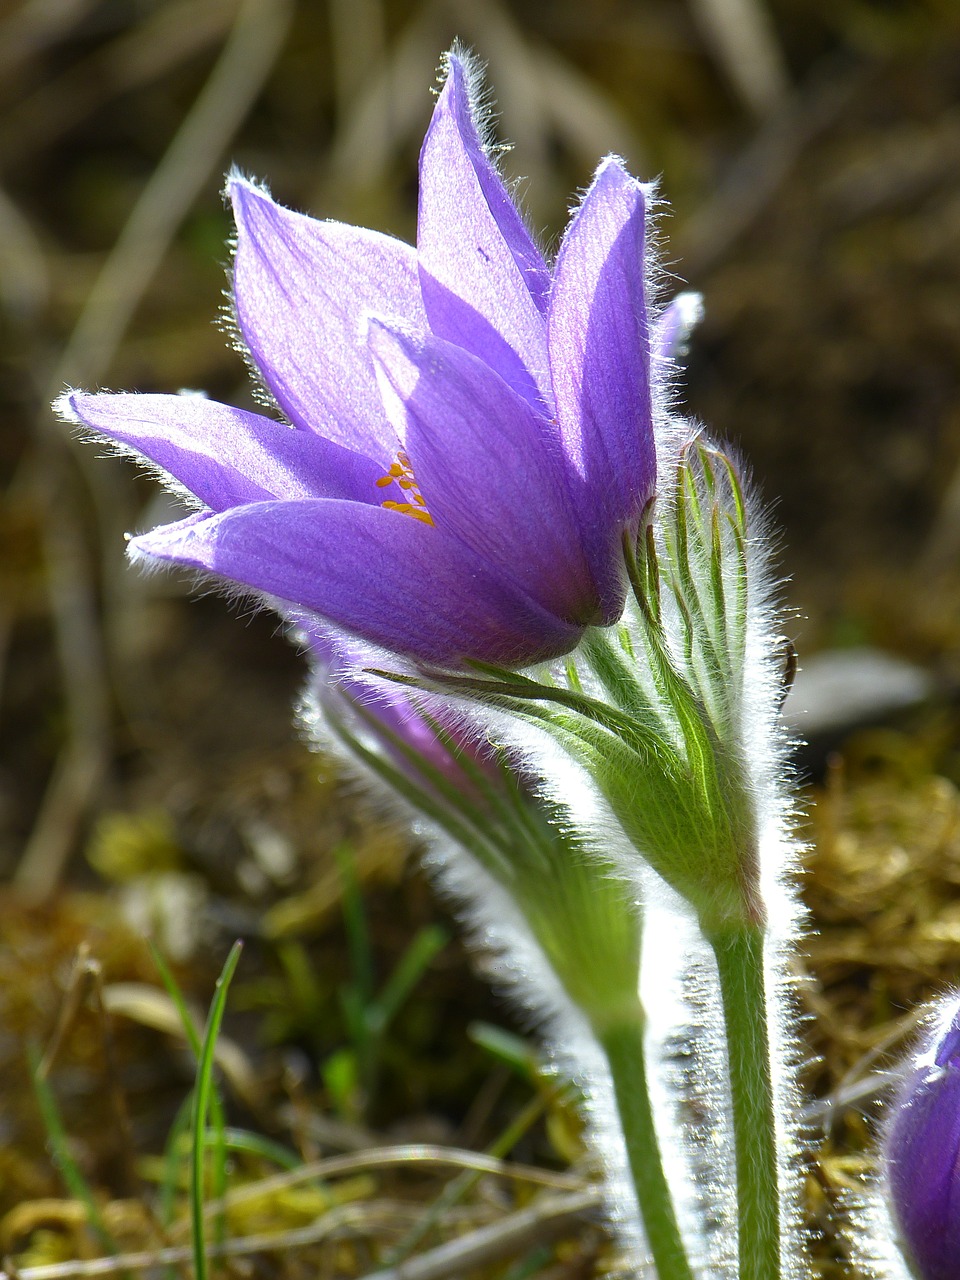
{"left": 422, "top": 438, "right": 765, "bottom": 935}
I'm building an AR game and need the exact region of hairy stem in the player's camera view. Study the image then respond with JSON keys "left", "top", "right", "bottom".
{"left": 708, "top": 922, "right": 781, "bottom": 1280}
{"left": 597, "top": 1013, "right": 696, "bottom": 1280}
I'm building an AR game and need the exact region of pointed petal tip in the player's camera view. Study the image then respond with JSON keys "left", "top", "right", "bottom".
{"left": 125, "top": 531, "right": 159, "bottom": 569}
{"left": 58, "top": 389, "right": 130, "bottom": 436}
{"left": 582, "top": 160, "right": 661, "bottom": 233}
{"left": 547, "top": 141, "right": 655, "bottom": 543}
{"left": 127, "top": 510, "right": 212, "bottom": 564}
{"left": 223, "top": 165, "right": 250, "bottom": 200}
{"left": 126, "top": 525, "right": 180, "bottom": 570}
{"left": 364, "top": 313, "right": 425, "bottom": 404}
{"left": 52, "top": 388, "right": 81, "bottom": 423}
{"left": 364, "top": 311, "right": 421, "bottom": 356}
{"left": 228, "top": 172, "right": 280, "bottom": 231}
{"left": 438, "top": 44, "right": 478, "bottom": 106}
{"left": 440, "top": 42, "right": 470, "bottom": 75}
{"left": 589, "top": 154, "right": 649, "bottom": 200}
{"left": 428, "top": 44, "right": 494, "bottom": 166}
{"left": 226, "top": 167, "right": 265, "bottom": 196}
{"left": 595, "top": 153, "right": 629, "bottom": 177}
{"left": 418, "top": 45, "right": 551, "bottom": 391}
{"left": 361, "top": 310, "right": 392, "bottom": 344}
{"left": 429, "top": 52, "right": 467, "bottom": 140}
{"left": 438, "top": 45, "right": 461, "bottom": 85}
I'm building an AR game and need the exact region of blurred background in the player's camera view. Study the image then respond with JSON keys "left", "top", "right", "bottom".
{"left": 2, "top": 0, "right": 960, "bottom": 1275}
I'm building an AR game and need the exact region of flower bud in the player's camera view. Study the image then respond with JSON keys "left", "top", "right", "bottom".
{"left": 884, "top": 995, "right": 960, "bottom": 1280}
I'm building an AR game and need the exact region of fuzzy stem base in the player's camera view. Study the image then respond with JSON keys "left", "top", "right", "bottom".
{"left": 597, "top": 1013, "right": 696, "bottom": 1280}
{"left": 708, "top": 922, "right": 781, "bottom": 1280}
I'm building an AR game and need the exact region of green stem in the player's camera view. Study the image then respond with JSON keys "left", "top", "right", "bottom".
{"left": 708, "top": 923, "right": 781, "bottom": 1280}
{"left": 597, "top": 1014, "right": 696, "bottom": 1280}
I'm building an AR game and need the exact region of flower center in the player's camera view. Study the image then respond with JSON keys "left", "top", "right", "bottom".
{"left": 375, "top": 450, "right": 434, "bottom": 525}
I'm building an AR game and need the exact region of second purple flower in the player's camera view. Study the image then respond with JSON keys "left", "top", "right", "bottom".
{"left": 63, "top": 51, "right": 658, "bottom": 670}
{"left": 884, "top": 995, "right": 960, "bottom": 1280}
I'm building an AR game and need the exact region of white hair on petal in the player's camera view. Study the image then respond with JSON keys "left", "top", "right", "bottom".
{"left": 442, "top": 43, "right": 500, "bottom": 163}
{"left": 55, "top": 388, "right": 216, "bottom": 517}
{"left": 841, "top": 1174, "right": 913, "bottom": 1279}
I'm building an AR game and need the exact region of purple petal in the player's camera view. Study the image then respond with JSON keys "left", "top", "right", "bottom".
{"left": 548, "top": 157, "right": 656, "bottom": 551}
{"left": 417, "top": 55, "right": 550, "bottom": 406}
{"left": 130, "top": 501, "right": 583, "bottom": 668}
{"left": 67, "top": 392, "right": 383, "bottom": 509}
{"left": 230, "top": 176, "right": 423, "bottom": 459}
{"left": 887, "top": 1069, "right": 960, "bottom": 1280}
{"left": 936, "top": 1025, "right": 960, "bottom": 1069}
{"left": 298, "top": 618, "right": 342, "bottom": 673}
{"left": 368, "top": 319, "right": 605, "bottom": 626}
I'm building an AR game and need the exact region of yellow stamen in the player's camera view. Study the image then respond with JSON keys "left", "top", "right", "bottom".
{"left": 375, "top": 461, "right": 406, "bottom": 488}
{"left": 376, "top": 450, "right": 434, "bottom": 526}
{"left": 383, "top": 500, "right": 434, "bottom": 525}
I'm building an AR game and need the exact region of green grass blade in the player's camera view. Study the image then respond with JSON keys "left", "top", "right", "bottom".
{"left": 151, "top": 939, "right": 231, "bottom": 1248}
{"left": 190, "top": 940, "right": 243, "bottom": 1280}
{"left": 161, "top": 1092, "right": 196, "bottom": 1226}
{"left": 374, "top": 924, "right": 447, "bottom": 1032}
{"left": 149, "top": 941, "right": 202, "bottom": 1056}
{"left": 333, "top": 843, "right": 375, "bottom": 1006}
{"left": 215, "top": 1128, "right": 302, "bottom": 1170}
{"left": 28, "top": 1043, "right": 120, "bottom": 1258}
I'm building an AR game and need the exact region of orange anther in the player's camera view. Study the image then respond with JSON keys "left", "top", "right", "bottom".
{"left": 383, "top": 499, "right": 434, "bottom": 526}
{"left": 377, "top": 450, "right": 433, "bottom": 526}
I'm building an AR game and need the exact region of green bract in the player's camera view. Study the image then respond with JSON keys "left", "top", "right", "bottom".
{"left": 411, "top": 440, "right": 777, "bottom": 937}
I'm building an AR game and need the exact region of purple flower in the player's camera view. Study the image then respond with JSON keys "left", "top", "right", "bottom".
{"left": 61, "top": 51, "right": 657, "bottom": 669}
{"left": 303, "top": 625, "right": 501, "bottom": 797}
{"left": 884, "top": 995, "right": 960, "bottom": 1280}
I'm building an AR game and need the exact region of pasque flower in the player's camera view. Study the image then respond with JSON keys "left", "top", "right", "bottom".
{"left": 883, "top": 994, "right": 960, "bottom": 1280}
{"left": 60, "top": 51, "right": 657, "bottom": 670}
{"left": 300, "top": 626, "right": 698, "bottom": 1279}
